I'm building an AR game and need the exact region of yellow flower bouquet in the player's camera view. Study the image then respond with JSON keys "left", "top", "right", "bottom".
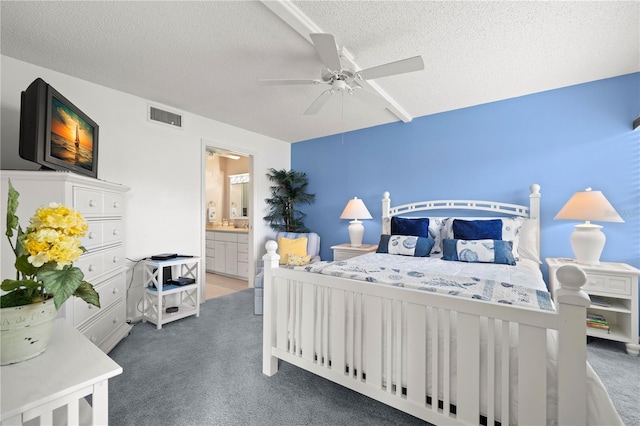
{"left": 1, "top": 181, "right": 100, "bottom": 310}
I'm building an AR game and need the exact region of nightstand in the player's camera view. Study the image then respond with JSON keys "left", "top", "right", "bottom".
{"left": 546, "top": 258, "right": 639, "bottom": 355}
{"left": 331, "top": 243, "right": 378, "bottom": 261}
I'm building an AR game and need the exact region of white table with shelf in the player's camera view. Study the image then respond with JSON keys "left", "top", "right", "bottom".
{"left": 331, "top": 243, "right": 378, "bottom": 261}
{"left": 1, "top": 319, "right": 122, "bottom": 425}
{"left": 141, "top": 257, "right": 201, "bottom": 329}
{"left": 546, "top": 257, "right": 639, "bottom": 355}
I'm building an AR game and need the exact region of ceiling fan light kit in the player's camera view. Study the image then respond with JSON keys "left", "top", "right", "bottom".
{"left": 259, "top": 32, "right": 425, "bottom": 116}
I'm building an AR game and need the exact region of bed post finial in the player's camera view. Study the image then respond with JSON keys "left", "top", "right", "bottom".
{"left": 530, "top": 183, "right": 540, "bottom": 195}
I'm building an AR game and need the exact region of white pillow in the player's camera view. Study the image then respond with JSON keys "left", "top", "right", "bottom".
{"left": 518, "top": 218, "right": 541, "bottom": 264}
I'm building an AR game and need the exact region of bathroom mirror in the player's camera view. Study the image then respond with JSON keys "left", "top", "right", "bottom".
{"left": 229, "top": 173, "right": 249, "bottom": 218}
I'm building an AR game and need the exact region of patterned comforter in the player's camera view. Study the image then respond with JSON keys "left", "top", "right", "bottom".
{"left": 295, "top": 260, "right": 554, "bottom": 311}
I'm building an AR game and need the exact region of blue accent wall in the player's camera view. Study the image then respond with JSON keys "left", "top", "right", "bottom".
{"left": 292, "top": 73, "right": 640, "bottom": 280}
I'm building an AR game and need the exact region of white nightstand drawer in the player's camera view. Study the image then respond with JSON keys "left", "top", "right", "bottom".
{"left": 585, "top": 273, "right": 632, "bottom": 296}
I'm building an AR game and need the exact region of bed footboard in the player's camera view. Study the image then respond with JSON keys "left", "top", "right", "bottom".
{"left": 262, "top": 242, "right": 590, "bottom": 425}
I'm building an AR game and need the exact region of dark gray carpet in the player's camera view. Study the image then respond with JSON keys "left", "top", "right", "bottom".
{"left": 108, "top": 289, "right": 638, "bottom": 426}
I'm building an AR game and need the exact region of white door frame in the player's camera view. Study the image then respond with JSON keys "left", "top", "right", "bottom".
{"left": 200, "top": 138, "right": 256, "bottom": 302}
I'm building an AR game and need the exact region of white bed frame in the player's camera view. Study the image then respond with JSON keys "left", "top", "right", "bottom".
{"left": 262, "top": 185, "right": 592, "bottom": 425}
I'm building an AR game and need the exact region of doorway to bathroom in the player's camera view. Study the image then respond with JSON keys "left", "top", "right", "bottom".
{"left": 203, "top": 146, "right": 252, "bottom": 300}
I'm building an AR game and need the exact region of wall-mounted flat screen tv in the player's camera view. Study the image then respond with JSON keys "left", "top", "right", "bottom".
{"left": 19, "top": 78, "right": 99, "bottom": 179}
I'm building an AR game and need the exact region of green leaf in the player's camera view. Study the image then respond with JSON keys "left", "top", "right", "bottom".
{"left": 14, "top": 254, "right": 37, "bottom": 277}
{"left": 5, "top": 180, "right": 20, "bottom": 240}
{"left": 1, "top": 289, "right": 36, "bottom": 308}
{"left": 38, "top": 264, "right": 84, "bottom": 310}
{"left": 1, "top": 278, "right": 40, "bottom": 292}
{"left": 74, "top": 281, "right": 100, "bottom": 308}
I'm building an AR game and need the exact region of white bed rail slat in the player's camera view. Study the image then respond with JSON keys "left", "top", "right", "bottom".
{"left": 301, "top": 283, "right": 315, "bottom": 362}
{"left": 456, "top": 313, "right": 481, "bottom": 423}
{"left": 501, "top": 321, "right": 511, "bottom": 426}
{"left": 330, "top": 289, "right": 346, "bottom": 373}
{"left": 364, "top": 296, "right": 383, "bottom": 389}
{"left": 518, "top": 325, "right": 548, "bottom": 425}
{"left": 486, "top": 318, "right": 496, "bottom": 426}
{"left": 406, "top": 303, "right": 427, "bottom": 406}
{"left": 429, "top": 307, "right": 439, "bottom": 414}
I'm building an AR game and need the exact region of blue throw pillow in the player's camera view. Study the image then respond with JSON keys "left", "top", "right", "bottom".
{"left": 453, "top": 219, "right": 502, "bottom": 240}
{"left": 391, "top": 217, "right": 430, "bottom": 238}
{"left": 442, "top": 238, "right": 515, "bottom": 265}
{"left": 376, "top": 235, "right": 435, "bottom": 257}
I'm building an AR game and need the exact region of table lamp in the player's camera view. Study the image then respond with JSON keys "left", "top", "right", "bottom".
{"left": 340, "top": 197, "right": 372, "bottom": 247}
{"left": 554, "top": 188, "right": 624, "bottom": 265}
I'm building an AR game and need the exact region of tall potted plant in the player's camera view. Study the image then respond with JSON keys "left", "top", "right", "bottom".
{"left": 263, "top": 168, "right": 315, "bottom": 232}
{"left": 1, "top": 181, "right": 100, "bottom": 365}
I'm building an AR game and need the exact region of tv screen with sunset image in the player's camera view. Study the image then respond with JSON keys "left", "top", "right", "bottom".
{"left": 50, "top": 95, "right": 95, "bottom": 172}
{"left": 19, "top": 77, "right": 99, "bottom": 178}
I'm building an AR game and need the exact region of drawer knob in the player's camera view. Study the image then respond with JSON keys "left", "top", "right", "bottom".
{"left": 113, "top": 287, "right": 119, "bottom": 294}
{"left": 113, "top": 256, "right": 120, "bottom": 263}
{"left": 91, "top": 335, "right": 97, "bottom": 343}
{"left": 88, "top": 232, "right": 95, "bottom": 239}
{"left": 89, "top": 199, "right": 97, "bottom": 208}
{"left": 112, "top": 229, "right": 119, "bottom": 236}
{"left": 113, "top": 201, "right": 120, "bottom": 209}
{"left": 113, "top": 316, "right": 120, "bottom": 324}
{"left": 88, "top": 264, "right": 96, "bottom": 272}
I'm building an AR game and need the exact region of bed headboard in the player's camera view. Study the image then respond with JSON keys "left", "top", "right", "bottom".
{"left": 381, "top": 184, "right": 541, "bottom": 255}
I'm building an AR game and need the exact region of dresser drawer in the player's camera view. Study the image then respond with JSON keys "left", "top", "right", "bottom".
{"left": 76, "top": 245, "right": 125, "bottom": 281}
{"left": 79, "top": 298, "right": 126, "bottom": 348}
{"left": 103, "top": 191, "right": 125, "bottom": 216}
{"left": 73, "top": 273, "right": 124, "bottom": 326}
{"left": 584, "top": 273, "right": 632, "bottom": 296}
{"left": 82, "top": 220, "right": 105, "bottom": 249}
{"left": 102, "top": 219, "right": 124, "bottom": 245}
{"left": 73, "top": 187, "right": 103, "bottom": 216}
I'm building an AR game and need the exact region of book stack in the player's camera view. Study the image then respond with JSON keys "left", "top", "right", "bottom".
{"left": 586, "top": 313, "right": 610, "bottom": 333}
{"left": 589, "top": 295, "right": 611, "bottom": 307}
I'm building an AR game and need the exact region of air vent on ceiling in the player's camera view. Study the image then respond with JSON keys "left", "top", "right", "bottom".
{"left": 147, "top": 104, "right": 183, "bottom": 129}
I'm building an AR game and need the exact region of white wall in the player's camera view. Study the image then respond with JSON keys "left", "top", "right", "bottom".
{"left": 1, "top": 56, "right": 290, "bottom": 320}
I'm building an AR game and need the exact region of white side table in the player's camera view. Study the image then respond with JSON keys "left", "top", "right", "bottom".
{"left": 546, "top": 258, "right": 639, "bottom": 355}
{"left": 331, "top": 243, "right": 378, "bottom": 261}
{"left": 1, "top": 319, "right": 122, "bottom": 425}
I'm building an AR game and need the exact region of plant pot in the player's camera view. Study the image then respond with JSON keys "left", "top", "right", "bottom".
{"left": 1, "top": 298, "right": 58, "bottom": 365}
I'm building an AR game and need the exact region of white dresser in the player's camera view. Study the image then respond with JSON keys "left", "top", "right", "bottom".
{"left": 0, "top": 170, "right": 131, "bottom": 354}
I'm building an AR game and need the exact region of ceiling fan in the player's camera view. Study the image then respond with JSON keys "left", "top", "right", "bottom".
{"left": 259, "top": 33, "right": 425, "bottom": 115}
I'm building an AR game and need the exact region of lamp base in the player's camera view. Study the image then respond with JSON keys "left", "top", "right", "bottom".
{"left": 348, "top": 220, "right": 365, "bottom": 247}
{"left": 571, "top": 223, "right": 605, "bottom": 266}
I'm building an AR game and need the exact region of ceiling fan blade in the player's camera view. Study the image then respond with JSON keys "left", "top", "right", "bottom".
{"left": 304, "top": 90, "right": 333, "bottom": 115}
{"left": 310, "top": 33, "right": 342, "bottom": 72}
{"left": 358, "top": 55, "right": 425, "bottom": 80}
{"left": 258, "top": 79, "right": 322, "bottom": 86}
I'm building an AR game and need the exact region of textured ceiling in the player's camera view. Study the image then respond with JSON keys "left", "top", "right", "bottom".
{"left": 1, "top": 1, "right": 638, "bottom": 143}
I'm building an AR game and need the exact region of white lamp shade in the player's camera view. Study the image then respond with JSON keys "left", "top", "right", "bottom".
{"left": 554, "top": 188, "right": 624, "bottom": 223}
{"left": 554, "top": 188, "right": 623, "bottom": 265}
{"left": 340, "top": 197, "right": 372, "bottom": 247}
{"left": 340, "top": 197, "right": 372, "bottom": 220}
